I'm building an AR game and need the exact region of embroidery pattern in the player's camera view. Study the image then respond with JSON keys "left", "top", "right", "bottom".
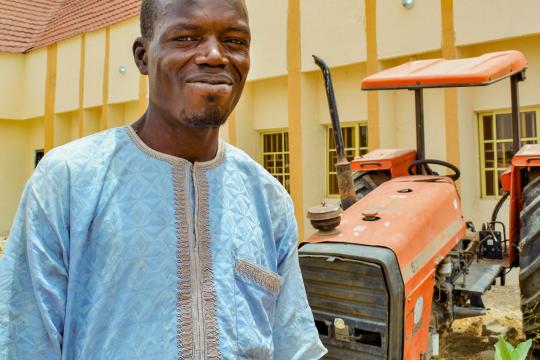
{"left": 236, "top": 259, "right": 281, "bottom": 295}
{"left": 176, "top": 164, "right": 195, "bottom": 359}
{"left": 194, "top": 166, "right": 221, "bottom": 360}
{"left": 126, "top": 126, "right": 224, "bottom": 359}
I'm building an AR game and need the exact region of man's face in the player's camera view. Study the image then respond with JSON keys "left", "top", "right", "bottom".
{"left": 139, "top": 0, "right": 250, "bottom": 128}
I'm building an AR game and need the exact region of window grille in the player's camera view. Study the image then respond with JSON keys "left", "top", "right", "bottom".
{"left": 260, "top": 130, "right": 290, "bottom": 192}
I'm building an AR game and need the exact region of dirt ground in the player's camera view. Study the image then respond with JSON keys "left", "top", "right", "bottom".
{"left": 439, "top": 275, "right": 537, "bottom": 359}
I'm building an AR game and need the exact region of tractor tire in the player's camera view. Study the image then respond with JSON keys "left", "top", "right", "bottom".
{"left": 519, "top": 175, "right": 540, "bottom": 353}
{"left": 352, "top": 171, "right": 390, "bottom": 200}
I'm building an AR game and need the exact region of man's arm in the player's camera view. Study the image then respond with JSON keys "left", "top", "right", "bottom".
{"left": 0, "top": 158, "right": 69, "bottom": 359}
{"left": 273, "top": 198, "right": 327, "bottom": 360}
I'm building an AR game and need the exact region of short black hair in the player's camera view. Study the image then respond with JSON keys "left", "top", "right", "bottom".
{"left": 140, "top": 0, "right": 160, "bottom": 39}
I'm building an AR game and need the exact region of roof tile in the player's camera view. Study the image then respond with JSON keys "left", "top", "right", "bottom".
{"left": 0, "top": 0, "right": 141, "bottom": 53}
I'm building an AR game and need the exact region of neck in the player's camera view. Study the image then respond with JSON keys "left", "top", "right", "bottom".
{"left": 132, "top": 105, "right": 220, "bottom": 163}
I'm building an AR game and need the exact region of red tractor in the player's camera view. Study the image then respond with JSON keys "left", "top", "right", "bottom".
{"left": 299, "top": 51, "right": 538, "bottom": 359}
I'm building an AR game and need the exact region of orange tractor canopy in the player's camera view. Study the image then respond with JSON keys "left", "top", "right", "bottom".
{"left": 300, "top": 50, "right": 540, "bottom": 360}
{"left": 361, "top": 50, "right": 526, "bottom": 161}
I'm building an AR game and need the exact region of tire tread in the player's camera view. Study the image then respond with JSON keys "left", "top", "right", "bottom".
{"left": 519, "top": 178, "right": 540, "bottom": 350}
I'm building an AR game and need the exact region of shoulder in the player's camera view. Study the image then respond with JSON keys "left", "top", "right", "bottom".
{"left": 37, "top": 128, "right": 128, "bottom": 171}
{"left": 32, "top": 127, "right": 129, "bottom": 184}
{"left": 41, "top": 127, "right": 128, "bottom": 166}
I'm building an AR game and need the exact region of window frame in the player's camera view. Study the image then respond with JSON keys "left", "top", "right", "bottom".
{"left": 478, "top": 107, "right": 540, "bottom": 199}
{"left": 326, "top": 121, "right": 369, "bottom": 197}
{"left": 259, "top": 128, "right": 290, "bottom": 192}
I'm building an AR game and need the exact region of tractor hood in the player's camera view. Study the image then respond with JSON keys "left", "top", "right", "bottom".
{"left": 303, "top": 176, "right": 466, "bottom": 292}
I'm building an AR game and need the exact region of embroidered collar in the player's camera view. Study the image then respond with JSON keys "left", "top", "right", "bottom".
{"left": 125, "top": 125, "right": 225, "bottom": 169}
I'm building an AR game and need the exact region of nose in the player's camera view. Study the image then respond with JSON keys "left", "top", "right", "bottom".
{"left": 195, "top": 38, "right": 229, "bottom": 67}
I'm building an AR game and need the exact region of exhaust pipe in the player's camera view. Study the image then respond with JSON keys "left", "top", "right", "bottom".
{"left": 313, "top": 55, "right": 357, "bottom": 210}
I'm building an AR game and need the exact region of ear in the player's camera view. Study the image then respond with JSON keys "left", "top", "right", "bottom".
{"left": 133, "top": 37, "right": 149, "bottom": 75}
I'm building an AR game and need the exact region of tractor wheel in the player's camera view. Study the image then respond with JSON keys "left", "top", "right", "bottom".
{"left": 352, "top": 171, "right": 390, "bottom": 200}
{"left": 519, "top": 175, "right": 540, "bottom": 352}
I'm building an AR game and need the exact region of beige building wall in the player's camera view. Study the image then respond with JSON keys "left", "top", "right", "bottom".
{"left": 124, "top": 101, "right": 142, "bottom": 125}
{"left": 378, "top": 90, "right": 398, "bottom": 149}
{"left": 84, "top": 30, "right": 106, "bottom": 108}
{"left": 83, "top": 108, "right": 102, "bottom": 137}
{"left": 252, "top": 77, "right": 289, "bottom": 131}
{"left": 457, "top": 86, "right": 481, "bottom": 222}
{"left": 377, "top": 0, "right": 441, "bottom": 60}
{"left": 245, "top": 0, "right": 288, "bottom": 80}
{"left": 0, "top": 53, "right": 24, "bottom": 120}
{"left": 54, "top": 111, "right": 78, "bottom": 147}
{"left": 109, "top": 18, "right": 140, "bottom": 105}
{"left": 0, "top": 120, "right": 31, "bottom": 231}
{"left": 301, "top": 72, "right": 326, "bottom": 237}
{"left": 108, "top": 104, "right": 126, "bottom": 129}
{"left": 316, "top": 64, "right": 368, "bottom": 125}
{"left": 301, "top": 0, "right": 366, "bottom": 72}
{"left": 56, "top": 37, "right": 81, "bottom": 114}
{"left": 22, "top": 49, "right": 47, "bottom": 120}
{"left": 235, "top": 83, "right": 258, "bottom": 160}
{"left": 455, "top": 0, "right": 540, "bottom": 46}
{"left": 392, "top": 89, "right": 447, "bottom": 160}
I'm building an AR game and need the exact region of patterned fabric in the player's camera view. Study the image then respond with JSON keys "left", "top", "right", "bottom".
{"left": 0, "top": 126, "right": 326, "bottom": 360}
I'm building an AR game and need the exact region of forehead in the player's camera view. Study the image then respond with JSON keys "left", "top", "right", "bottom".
{"left": 158, "top": 0, "right": 249, "bottom": 28}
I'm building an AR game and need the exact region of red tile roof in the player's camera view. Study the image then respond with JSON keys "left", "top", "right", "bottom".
{"left": 0, "top": 0, "right": 141, "bottom": 53}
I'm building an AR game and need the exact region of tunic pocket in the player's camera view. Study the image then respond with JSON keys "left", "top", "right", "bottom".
{"left": 234, "top": 259, "right": 281, "bottom": 359}
{"left": 235, "top": 259, "right": 281, "bottom": 295}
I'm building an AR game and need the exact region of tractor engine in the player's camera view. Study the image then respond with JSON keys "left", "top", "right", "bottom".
{"left": 431, "top": 236, "right": 483, "bottom": 332}
{"left": 299, "top": 183, "right": 506, "bottom": 359}
{"left": 431, "top": 224, "right": 506, "bottom": 333}
{"left": 300, "top": 176, "right": 467, "bottom": 359}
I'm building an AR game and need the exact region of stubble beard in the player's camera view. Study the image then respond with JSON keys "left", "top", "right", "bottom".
{"left": 181, "top": 107, "right": 229, "bottom": 128}
{"left": 181, "top": 93, "right": 232, "bottom": 128}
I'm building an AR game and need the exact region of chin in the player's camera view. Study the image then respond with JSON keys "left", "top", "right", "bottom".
{"left": 180, "top": 108, "right": 229, "bottom": 128}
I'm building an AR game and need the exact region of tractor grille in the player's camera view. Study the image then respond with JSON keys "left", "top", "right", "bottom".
{"left": 300, "top": 255, "right": 391, "bottom": 359}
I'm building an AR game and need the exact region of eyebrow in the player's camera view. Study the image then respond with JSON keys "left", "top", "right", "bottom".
{"left": 167, "top": 23, "right": 203, "bottom": 32}
{"left": 225, "top": 24, "right": 251, "bottom": 36}
{"left": 164, "top": 22, "right": 250, "bottom": 36}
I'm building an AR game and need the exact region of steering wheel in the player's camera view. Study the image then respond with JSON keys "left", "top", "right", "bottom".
{"left": 407, "top": 159, "right": 461, "bottom": 181}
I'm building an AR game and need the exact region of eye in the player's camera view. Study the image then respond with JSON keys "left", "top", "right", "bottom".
{"left": 176, "top": 35, "right": 197, "bottom": 42}
{"left": 225, "top": 38, "right": 249, "bottom": 47}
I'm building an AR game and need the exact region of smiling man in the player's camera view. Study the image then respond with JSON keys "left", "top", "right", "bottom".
{"left": 0, "top": 0, "right": 326, "bottom": 359}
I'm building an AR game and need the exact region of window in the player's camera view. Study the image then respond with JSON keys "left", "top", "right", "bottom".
{"left": 260, "top": 130, "right": 290, "bottom": 192}
{"left": 327, "top": 123, "right": 369, "bottom": 196}
{"left": 479, "top": 109, "right": 538, "bottom": 198}
{"left": 34, "top": 149, "right": 44, "bottom": 168}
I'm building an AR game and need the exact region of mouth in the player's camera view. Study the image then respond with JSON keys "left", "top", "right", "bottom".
{"left": 185, "top": 75, "right": 233, "bottom": 86}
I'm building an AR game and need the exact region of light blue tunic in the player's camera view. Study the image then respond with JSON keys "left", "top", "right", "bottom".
{"left": 0, "top": 126, "right": 326, "bottom": 360}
